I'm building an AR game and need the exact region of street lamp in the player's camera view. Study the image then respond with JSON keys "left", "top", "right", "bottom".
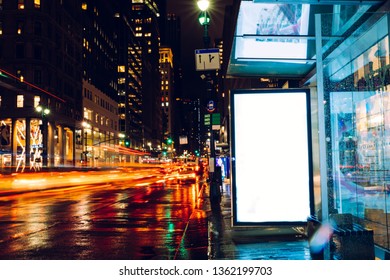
{"left": 35, "top": 105, "right": 50, "bottom": 168}
{"left": 197, "top": 0, "right": 210, "bottom": 48}
{"left": 36, "top": 105, "right": 50, "bottom": 116}
{"left": 197, "top": 0, "right": 221, "bottom": 204}
{"left": 82, "top": 121, "right": 91, "bottom": 166}
{"left": 197, "top": 0, "right": 209, "bottom": 11}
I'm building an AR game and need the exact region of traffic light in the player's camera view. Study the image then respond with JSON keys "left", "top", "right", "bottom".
{"left": 124, "top": 138, "right": 130, "bottom": 147}
{"left": 167, "top": 137, "right": 172, "bottom": 145}
{"left": 195, "top": 150, "right": 200, "bottom": 157}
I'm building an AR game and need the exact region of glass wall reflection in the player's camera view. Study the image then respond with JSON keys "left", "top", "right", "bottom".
{"left": 321, "top": 13, "right": 390, "bottom": 251}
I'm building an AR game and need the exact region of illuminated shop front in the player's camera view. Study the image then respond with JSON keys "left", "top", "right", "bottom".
{"left": 0, "top": 117, "right": 75, "bottom": 171}
{"left": 317, "top": 12, "right": 390, "bottom": 251}
{"left": 227, "top": 1, "right": 390, "bottom": 257}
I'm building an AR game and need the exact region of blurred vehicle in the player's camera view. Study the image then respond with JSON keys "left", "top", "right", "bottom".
{"left": 178, "top": 164, "right": 198, "bottom": 184}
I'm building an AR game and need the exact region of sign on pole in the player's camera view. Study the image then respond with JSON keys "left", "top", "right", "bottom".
{"left": 207, "top": 100, "right": 215, "bottom": 112}
{"left": 211, "top": 113, "right": 220, "bottom": 130}
{"left": 195, "top": 48, "right": 220, "bottom": 71}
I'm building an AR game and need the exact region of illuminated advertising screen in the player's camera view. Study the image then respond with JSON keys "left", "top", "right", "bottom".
{"left": 231, "top": 89, "right": 314, "bottom": 225}
{"left": 234, "top": 2, "right": 310, "bottom": 61}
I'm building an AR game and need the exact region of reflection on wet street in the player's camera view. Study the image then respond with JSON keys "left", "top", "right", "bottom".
{"left": 0, "top": 168, "right": 207, "bottom": 260}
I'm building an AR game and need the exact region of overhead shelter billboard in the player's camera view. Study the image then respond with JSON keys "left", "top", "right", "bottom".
{"left": 231, "top": 89, "right": 314, "bottom": 226}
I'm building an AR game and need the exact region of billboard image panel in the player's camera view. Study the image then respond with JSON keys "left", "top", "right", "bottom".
{"left": 235, "top": 2, "right": 310, "bottom": 61}
{"left": 231, "top": 89, "right": 313, "bottom": 225}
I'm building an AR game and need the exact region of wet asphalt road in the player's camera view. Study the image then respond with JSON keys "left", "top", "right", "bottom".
{"left": 0, "top": 179, "right": 208, "bottom": 260}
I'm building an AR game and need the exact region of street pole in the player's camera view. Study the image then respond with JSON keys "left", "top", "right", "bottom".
{"left": 198, "top": 0, "right": 221, "bottom": 205}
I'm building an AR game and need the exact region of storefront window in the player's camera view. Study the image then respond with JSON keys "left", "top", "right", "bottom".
{"left": 319, "top": 12, "right": 390, "bottom": 251}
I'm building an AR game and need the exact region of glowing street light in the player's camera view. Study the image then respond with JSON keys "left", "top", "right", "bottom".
{"left": 197, "top": 0, "right": 209, "bottom": 11}
{"left": 36, "top": 105, "right": 50, "bottom": 116}
{"left": 197, "top": 0, "right": 211, "bottom": 48}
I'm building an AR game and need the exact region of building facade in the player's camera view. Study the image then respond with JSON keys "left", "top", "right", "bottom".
{"left": 132, "top": 0, "right": 163, "bottom": 153}
{"left": 159, "top": 46, "right": 174, "bottom": 157}
{"left": 0, "top": 0, "right": 83, "bottom": 171}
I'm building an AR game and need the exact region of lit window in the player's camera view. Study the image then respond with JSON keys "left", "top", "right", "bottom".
{"left": 34, "top": 96, "right": 40, "bottom": 108}
{"left": 34, "top": 0, "right": 40, "bottom": 8}
{"left": 118, "top": 65, "right": 125, "bottom": 73}
{"left": 17, "top": 95, "right": 24, "bottom": 108}
{"left": 17, "top": 22, "right": 23, "bottom": 35}
{"left": 0, "top": 22, "right": 2, "bottom": 36}
{"left": 118, "top": 78, "right": 125, "bottom": 84}
{"left": 0, "top": 95, "right": 2, "bottom": 107}
{"left": 18, "top": 0, "right": 25, "bottom": 9}
{"left": 81, "top": 2, "right": 87, "bottom": 10}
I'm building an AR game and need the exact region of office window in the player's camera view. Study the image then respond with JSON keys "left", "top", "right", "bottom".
{"left": 18, "top": 0, "right": 25, "bottom": 10}
{"left": 0, "top": 95, "right": 2, "bottom": 107}
{"left": 34, "top": 70, "right": 42, "bottom": 85}
{"left": 17, "top": 22, "right": 23, "bottom": 35}
{"left": 33, "top": 45, "right": 42, "bottom": 60}
{"left": 34, "top": 0, "right": 41, "bottom": 9}
{"left": 15, "top": 44, "right": 25, "bottom": 58}
{"left": 34, "top": 96, "right": 40, "bottom": 108}
{"left": 34, "top": 22, "right": 42, "bottom": 36}
{"left": 0, "top": 21, "right": 3, "bottom": 36}
{"left": 17, "top": 95, "right": 24, "bottom": 108}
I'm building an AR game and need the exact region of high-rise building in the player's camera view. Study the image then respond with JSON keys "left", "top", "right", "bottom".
{"left": 0, "top": 0, "right": 83, "bottom": 170}
{"left": 162, "top": 13, "right": 183, "bottom": 155}
{"left": 132, "top": 0, "right": 162, "bottom": 152}
{"left": 80, "top": 1, "right": 121, "bottom": 166}
{"left": 159, "top": 46, "right": 174, "bottom": 156}
{"left": 113, "top": 1, "right": 144, "bottom": 154}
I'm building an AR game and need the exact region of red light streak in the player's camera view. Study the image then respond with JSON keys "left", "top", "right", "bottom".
{"left": 0, "top": 68, "right": 66, "bottom": 103}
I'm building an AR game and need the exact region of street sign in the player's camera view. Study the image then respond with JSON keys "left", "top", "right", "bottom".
{"left": 207, "top": 100, "right": 215, "bottom": 112}
{"left": 195, "top": 48, "right": 220, "bottom": 71}
{"left": 212, "top": 113, "right": 220, "bottom": 130}
{"left": 204, "top": 114, "right": 211, "bottom": 126}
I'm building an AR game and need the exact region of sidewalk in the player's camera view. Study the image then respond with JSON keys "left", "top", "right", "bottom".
{"left": 200, "top": 181, "right": 312, "bottom": 260}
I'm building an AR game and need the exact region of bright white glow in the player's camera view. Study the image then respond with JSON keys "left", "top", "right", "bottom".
{"left": 235, "top": 2, "right": 310, "bottom": 61}
{"left": 233, "top": 91, "right": 311, "bottom": 223}
{"left": 197, "top": 0, "right": 209, "bottom": 11}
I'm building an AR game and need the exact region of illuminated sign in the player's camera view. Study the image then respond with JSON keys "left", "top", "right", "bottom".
{"left": 195, "top": 48, "right": 220, "bottom": 71}
{"left": 234, "top": 2, "right": 310, "bottom": 61}
{"left": 231, "top": 89, "right": 314, "bottom": 225}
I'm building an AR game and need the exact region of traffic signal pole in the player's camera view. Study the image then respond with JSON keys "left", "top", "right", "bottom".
{"left": 197, "top": 1, "right": 221, "bottom": 205}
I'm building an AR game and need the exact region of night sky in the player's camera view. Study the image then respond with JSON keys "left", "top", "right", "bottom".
{"left": 167, "top": 0, "right": 233, "bottom": 99}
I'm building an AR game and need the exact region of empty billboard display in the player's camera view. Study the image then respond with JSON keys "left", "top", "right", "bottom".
{"left": 231, "top": 89, "right": 314, "bottom": 226}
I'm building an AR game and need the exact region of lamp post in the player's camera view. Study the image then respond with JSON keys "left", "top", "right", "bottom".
{"left": 36, "top": 105, "right": 50, "bottom": 168}
{"left": 82, "top": 121, "right": 91, "bottom": 166}
{"left": 197, "top": 0, "right": 221, "bottom": 204}
{"left": 197, "top": 0, "right": 211, "bottom": 48}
